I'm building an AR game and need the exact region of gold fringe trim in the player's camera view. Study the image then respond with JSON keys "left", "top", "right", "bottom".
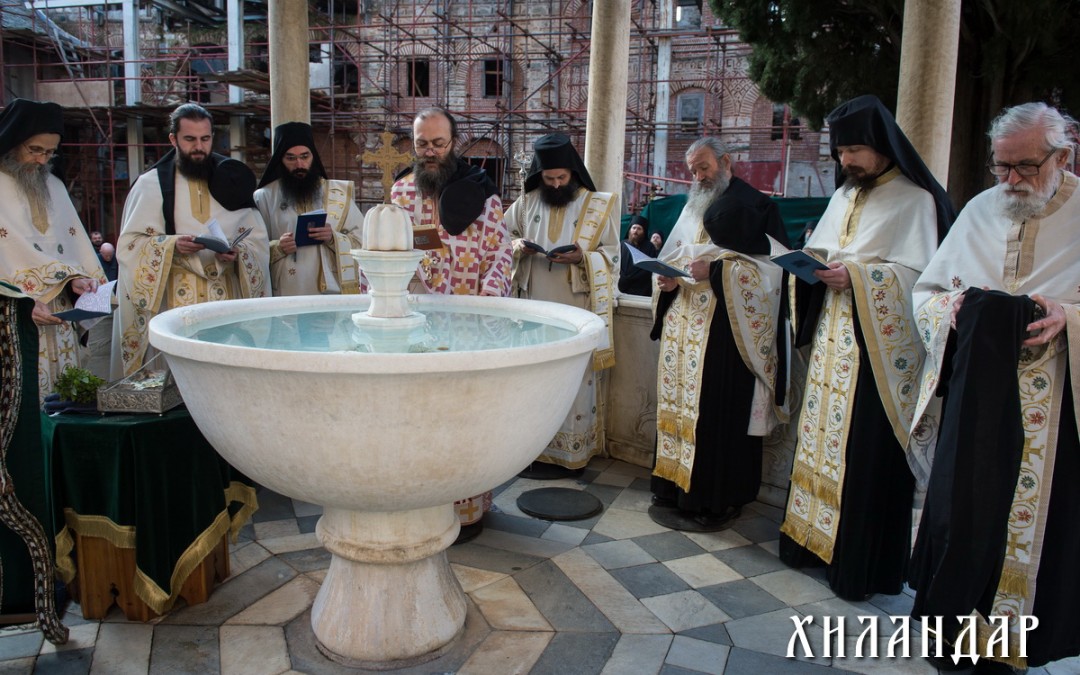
{"left": 653, "top": 455, "right": 692, "bottom": 492}
{"left": 657, "top": 410, "right": 678, "bottom": 437}
{"left": 593, "top": 347, "right": 615, "bottom": 371}
{"left": 779, "top": 516, "right": 834, "bottom": 564}
{"left": 62, "top": 510, "right": 136, "bottom": 548}
{"left": 996, "top": 566, "right": 1030, "bottom": 599}
{"left": 54, "top": 484, "right": 258, "bottom": 616}
{"left": 224, "top": 481, "right": 259, "bottom": 544}
{"left": 787, "top": 464, "right": 840, "bottom": 508}
{"left": 810, "top": 477, "right": 839, "bottom": 508}
{"left": 54, "top": 527, "right": 77, "bottom": 583}
{"left": 789, "top": 463, "right": 816, "bottom": 492}
{"left": 778, "top": 518, "right": 802, "bottom": 543}
{"left": 805, "top": 529, "right": 835, "bottom": 564}
{"left": 134, "top": 509, "right": 232, "bottom": 615}
{"left": 679, "top": 417, "right": 696, "bottom": 445}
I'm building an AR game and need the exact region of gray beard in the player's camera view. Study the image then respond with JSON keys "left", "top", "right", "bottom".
{"left": 996, "top": 178, "right": 1057, "bottom": 221}
{"left": 685, "top": 176, "right": 728, "bottom": 219}
{"left": 0, "top": 152, "right": 52, "bottom": 208}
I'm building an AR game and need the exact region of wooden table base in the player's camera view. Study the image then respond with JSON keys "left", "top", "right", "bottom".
{"left": 68, "top": 533, "right": 230, "bottom": 621}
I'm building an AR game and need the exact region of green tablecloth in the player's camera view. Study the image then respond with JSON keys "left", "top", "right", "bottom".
{"left": 41, "top": 409, "right": 257, "bottom": 614}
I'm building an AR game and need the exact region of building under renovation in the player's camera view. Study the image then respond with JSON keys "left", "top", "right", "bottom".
{"left": 1, "top": 0, "right": 831, "bottom": 240}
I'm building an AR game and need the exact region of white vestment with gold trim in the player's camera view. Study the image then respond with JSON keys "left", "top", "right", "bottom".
{"left": 780, "top": 168, "right": 937, "bottom": 563}
{"left": 0, "top": 171, "right": 106, "bottom": 400}
{"left": 115, "top": 169, "right": 269, "bottom": 377}
{"left": 507, "top": 187, "right": 619, "bottom": 469}
{"left": 254, "top": 178, "right": 363, "bottom": 296}
{"left": 911, "top": 172, "right": 1080, "bottom": 663}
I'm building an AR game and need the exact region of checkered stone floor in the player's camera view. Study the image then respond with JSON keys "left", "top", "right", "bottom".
{"left": 2, "top": 457, "right": 1078, "bottom": 674}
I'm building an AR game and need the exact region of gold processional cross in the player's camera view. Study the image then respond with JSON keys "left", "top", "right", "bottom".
{"left": 362, "top": 131, "right": 412, "bottom": 203}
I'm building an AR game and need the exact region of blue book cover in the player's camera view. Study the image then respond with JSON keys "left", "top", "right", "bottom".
{"left": 294, "top": 210, "right": 328, "bottom": 247}
{"left": 771, "top": 250, "right": 828, "bottom": 284}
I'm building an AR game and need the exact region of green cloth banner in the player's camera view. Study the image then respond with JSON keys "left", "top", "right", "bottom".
{"left": 42, "top": 409, "right": 257, "bottom": 615}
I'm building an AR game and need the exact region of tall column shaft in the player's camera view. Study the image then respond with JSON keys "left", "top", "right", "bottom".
{"left": 584, "top": 0, "right": 630, "bottom": 204}
{"left": 652, "top": 0, "right": 674, "bottom": 180}
{"left": 227, "top": 0, "right": 246, "bottom": 160}
{"left": 895, "top": 0, "right": 961, "bottom": 187}
{"left": 268, "top": 0, "right": 310, "bottom": 129}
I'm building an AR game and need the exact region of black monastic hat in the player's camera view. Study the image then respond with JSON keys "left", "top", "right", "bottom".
{"left": 0, "top": 99, "right": 65, "bottom": 157}
{"left": 826, "top": 95, "right": 955, "bottom": 240}
{"left": 211, "top": 156, "right": 258, "bottom": 210}
{"left": 258, "top": 121, "right": 327, "bottom": 188}
{"left": 523, "top": 133, "right": 597, "bottom": 193}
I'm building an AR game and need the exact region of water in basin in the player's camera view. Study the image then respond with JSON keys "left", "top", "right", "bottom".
{"left": 187, "top": 305, "right": 578, "bottom": 353}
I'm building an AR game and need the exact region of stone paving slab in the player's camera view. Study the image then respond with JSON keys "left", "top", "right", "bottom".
{"left": 11, "top": 457, "right": 1080, "bottom": 674}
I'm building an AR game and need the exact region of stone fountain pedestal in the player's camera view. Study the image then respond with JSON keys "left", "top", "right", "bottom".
{"left": 311, "top": 505, "right": 465, "bottom": 668}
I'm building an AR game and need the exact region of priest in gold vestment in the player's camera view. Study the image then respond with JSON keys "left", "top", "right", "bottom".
{"left": 115, "top": 103, "right": 269, "bottom": 377}
{"left": 508, "top": 133, "right": 619, "bottom": 471}
{"left": 255, "top": 122, "right": 363, "bottom": 297}
{"left": 650, "top": 137, "right": 790, "bottom": 531}
{"left": 908, "top": 102, "right": 1080, "bottom": 671}
{"left": 778, "top": 96, "right": 954, "bottom": 601}
{"left": 0, "top": 99, "right": 106, "bottom": 401}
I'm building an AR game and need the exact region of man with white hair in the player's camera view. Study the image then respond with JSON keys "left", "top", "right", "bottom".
{"left": 649, "top": 137, "right": 789, "bottom": 531}
{"left": 908, "top": 102, "right": 1080, "bottom": 673}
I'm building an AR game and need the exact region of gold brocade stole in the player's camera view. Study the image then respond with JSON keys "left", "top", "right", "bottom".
{"left": 29, "top": 194, "right": 49, "bottom": 234}
{"left": 188, "top": 179, "right": 211, "bottom": 224}
{"left": 319, "top": 179, "right": 360, "bottom": 294}
{"left": 971, "top": 338, "right": 1066, "bottom": 670}
{"left": 779, "top": 288, "right": 858, "bottom": 563}
{"left": 653, "top": 280, "right": 717, "bottom": 492}
{"left": 571, "top": 190, "right": 617, "bottom": 369}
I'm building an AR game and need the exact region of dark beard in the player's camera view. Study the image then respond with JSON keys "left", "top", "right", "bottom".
{"left": 539, "top": 178, "right": 580, "bottom": 207}
{"left": 176, "top": 149, "right": 213, "bottom": 182}
{"left": 413, "top": 155, "right": 457, "bottom": 197}
{"left": 0, "top": 151, "right": 52, "bottom": 208}
{"left": 280, "top": 169, "right": 322, "bottom": 207}
{"left": 841, "top": 165, "right": 883, "bottom": 191}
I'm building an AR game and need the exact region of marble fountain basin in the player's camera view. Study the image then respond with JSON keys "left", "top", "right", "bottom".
{"left": 148, "top": 293, "right": 605, "bottom": 669}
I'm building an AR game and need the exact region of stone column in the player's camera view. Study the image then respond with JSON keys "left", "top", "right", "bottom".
{"left": 652, "top": 0, "right": 674, "bottom": 180}
{"left": 584, "top": 0, "right": 630, "bottom": 204}
{"left": 122, "top": 0, "right": 143, "bottom": 183}
{"left": 227, "top": 0, "right": 246, "bottom": 160}
{"left": 895, "top": 0, "right": 961, "bottom": 187}
{"left": 268, "top": 0, "right": 310, "bottom": 130}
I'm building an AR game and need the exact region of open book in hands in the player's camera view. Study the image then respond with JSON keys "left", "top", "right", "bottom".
{"left": 193, "top": 219, "right": 252, "bottom": 254}
{"left": 522, "top": 240, "right": 578, "bottom": 258}
{"left": 294, "top": 209, "right": 328, "bottom": 247}
{"left": 622, "top": 241, "right": 691, "bottom": 278}
{"left": 770, "top": 250, "right": 829, "bottom": 284}
{"left": 53, "top": 280, "right": 116, "bottom": 324}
